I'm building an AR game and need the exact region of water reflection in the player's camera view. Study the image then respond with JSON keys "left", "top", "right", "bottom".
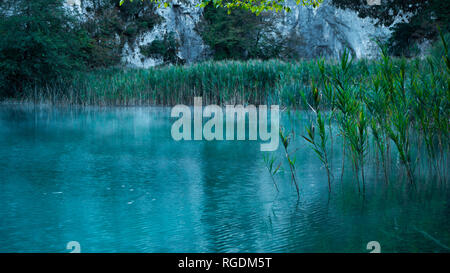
{"left": 0, "top": 105, "right": 448, "bottom": 252}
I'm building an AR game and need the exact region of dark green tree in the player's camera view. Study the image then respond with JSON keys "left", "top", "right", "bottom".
{"left": 0, "top": 0, "right": 90, "bottom": 96}
{"left": 200, "top": 3, "right": 292, "bottom": 60}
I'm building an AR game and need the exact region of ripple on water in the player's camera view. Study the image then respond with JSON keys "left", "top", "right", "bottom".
{"left": 0, "top": 105, "right": 448, "bottom": 253}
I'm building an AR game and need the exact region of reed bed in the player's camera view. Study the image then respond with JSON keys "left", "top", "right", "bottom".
{"left": 285, "top": 35, "right": 450, "bottom": 193}
{"left": 17, "top": 59, "right": 319, "bottom": 106}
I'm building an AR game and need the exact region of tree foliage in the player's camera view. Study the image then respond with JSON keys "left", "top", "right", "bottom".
{"left": 388, "top": 0, "right": 450, "bottom": 56}
{"left": 0, "top": 0, "right": 166, "bottom": 96}
{"left": 121, "top": 0, "right": 323, "bottom": 14}
{"left": 0, "top": 0, "right": 90, "bottom": 95}
{"left": 200, "top": 3, "right": 294, "bottom": 60}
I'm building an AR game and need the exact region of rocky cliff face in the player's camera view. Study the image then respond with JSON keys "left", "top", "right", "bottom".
{"left": 279, "top": 0, "right": 394, "bottom": 59}
{"left": 121, "top": 0, "right": 209, "bottom": 67}
{"left": 65, "top": 0, "right": 400, "bottom": 67}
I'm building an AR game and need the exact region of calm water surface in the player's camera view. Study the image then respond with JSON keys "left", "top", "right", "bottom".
{"left": 0, "top": 105, "right": 449, "bottom": 252}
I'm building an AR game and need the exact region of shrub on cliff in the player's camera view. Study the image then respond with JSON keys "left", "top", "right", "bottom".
{"left": 199, "top": 3, "right": 295, "bottom": 60}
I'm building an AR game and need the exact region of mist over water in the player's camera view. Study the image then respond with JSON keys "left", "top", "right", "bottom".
{"left": 0, "top": 105, "right": 449, "bottom": 253}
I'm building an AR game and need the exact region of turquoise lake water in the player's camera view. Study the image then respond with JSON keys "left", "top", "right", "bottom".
{"left": 0, "top": 105, "right": 449, "bottom": 252}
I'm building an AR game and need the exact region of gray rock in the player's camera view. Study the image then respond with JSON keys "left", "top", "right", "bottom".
{"left": 65, "top": 0, "right": 400, "bottom": 67}
{"left": 121, "top": 0, "right": 210, "bottom": 67}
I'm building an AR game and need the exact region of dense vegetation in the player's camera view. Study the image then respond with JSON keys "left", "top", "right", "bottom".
{"left": 200, "top": 3, "right": 295, "bottom": 60}
{"left": 0, "top": 0, "right": 161, "bottom": 97}
{"left": 282, "top": 35, "right": 449, "bottom": 194}
{"left": 0, "top": 0, "right": 90, "bottom": 97}
{"left": 2, "top": 0, "right": 449, "bottom": 99}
